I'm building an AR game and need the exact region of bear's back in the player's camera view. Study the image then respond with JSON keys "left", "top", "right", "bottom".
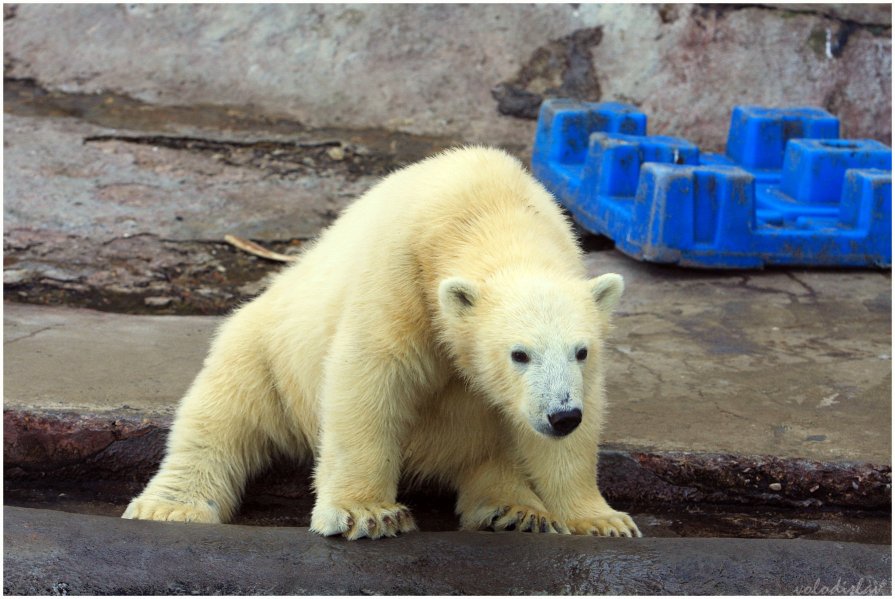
{"left": 272, "top": 147, "right": 584, "bottom": 300}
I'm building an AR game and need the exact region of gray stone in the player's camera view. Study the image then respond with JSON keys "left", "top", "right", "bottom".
{"left": 3, "top": 304, "right": 213, "bottom": 415}
{"left": 143, "top": 296, "right": 174, "bottom": 307}
{"left": 589, "top": 253, "right": 892, "bottom": 463}
{"left": 3, "top": 268, "right": 30, "bottom": 285}
{"left": 3, "top": 506, "right": 891, "bottom": 595}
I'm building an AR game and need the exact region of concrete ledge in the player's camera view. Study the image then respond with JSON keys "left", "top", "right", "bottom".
{"left": 4, "top": 506, "right": 890, "bottom": 595}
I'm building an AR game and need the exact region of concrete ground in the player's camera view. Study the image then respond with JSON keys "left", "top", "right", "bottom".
{"left": 5, "top": 251, "right": 891, "bottom": 464}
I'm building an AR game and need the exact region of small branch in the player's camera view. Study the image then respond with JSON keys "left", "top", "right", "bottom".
{"left": 224, "top": 235, "right": 298, "bottom": 263}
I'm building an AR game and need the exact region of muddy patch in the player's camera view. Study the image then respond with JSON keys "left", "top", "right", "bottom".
{"left": 3, "top": 231, "right": 291, "bottom": 315}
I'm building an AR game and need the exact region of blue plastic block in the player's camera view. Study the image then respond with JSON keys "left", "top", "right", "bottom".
{"left": 534, "top": 99, "right": 646, "bottom": 165}
{"left": 625, "top": 163, "right": 760, "bottom": 267}
{"left": 725, "top": 106, "right": 840, "bottom": 170}
{"left": 531, "top": 98, "right": 892, "bottom": 268}
{"left": 580, "top": 133, "right": 700, "bottom": 199}
{"left": 780, "top": 138, "right": 892, "bottom": 204}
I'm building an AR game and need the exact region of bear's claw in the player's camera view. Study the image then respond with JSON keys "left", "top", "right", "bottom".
{"left": 463, "top": 504, "right": 570, "bottom": 534}
{"left": 566, "top": 511, "right": 641, "bottom": 538}
{"left": 310, "top": 502, "right": 416, "bottom": 540}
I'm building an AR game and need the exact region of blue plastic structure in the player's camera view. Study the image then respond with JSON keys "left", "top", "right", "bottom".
{"left": 531, "top": 99, "right": 892, "bottom": 268}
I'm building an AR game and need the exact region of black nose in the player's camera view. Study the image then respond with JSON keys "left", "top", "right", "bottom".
{"left": 547, "top": 409, "right": 582, "bottom": 436}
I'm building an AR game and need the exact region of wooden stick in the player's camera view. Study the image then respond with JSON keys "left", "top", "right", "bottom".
{"left": 224, "top": 234, "right": 299, "bottom": 262}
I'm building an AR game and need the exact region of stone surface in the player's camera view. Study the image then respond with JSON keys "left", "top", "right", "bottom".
{"left": 4, "top": 507, "right": 891, "bottom": 595}
{"left": 1, "top": 81, "right": 468, "bottom": 313}
{"left": 2, "top": 112, "right": 376, "bottom": 242}
{"left": 4, "top": 4, "right": 891, "bottom": 150}
{"left": 4, "top": 247, "right": 891, "bottom": 464}
{"left": 587, "top": 253, "right": 892, "bottom": 464}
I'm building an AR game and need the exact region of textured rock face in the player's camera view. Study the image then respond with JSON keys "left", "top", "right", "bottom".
{"left": 4, "top": 4, "right": 891, "bottom": 150}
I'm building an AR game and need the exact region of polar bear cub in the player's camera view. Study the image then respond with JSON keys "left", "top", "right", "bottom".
{"left": 123, "top": 146, "right": 640, "bottom": 539}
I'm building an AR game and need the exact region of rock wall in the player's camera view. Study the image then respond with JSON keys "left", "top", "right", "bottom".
{"left": 4, "top": 3, "right": 891, "bottom": 151}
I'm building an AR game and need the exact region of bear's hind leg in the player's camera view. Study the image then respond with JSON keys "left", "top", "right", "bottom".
{"left": 123, "top": 351, "right": 288, "bottom": 524}
{"left": 122, "top": 443, "right": 240, "bottom": 524}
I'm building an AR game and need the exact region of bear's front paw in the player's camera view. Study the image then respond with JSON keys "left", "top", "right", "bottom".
{"left": 122, "top": 495, "right": 221, "bottom": 524}
{"left": 566, "top": 510, "right": 641, "bottom": 538}
{"left": 462, "top": 504, "right": 571, "bottom": 534}
{"left": 310, "top": 502, "right": 417, "bottom": 540}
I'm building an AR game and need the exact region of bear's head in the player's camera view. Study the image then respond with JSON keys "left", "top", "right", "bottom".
{"left": 437, "top": 271, "right": 623, "bottom": 438}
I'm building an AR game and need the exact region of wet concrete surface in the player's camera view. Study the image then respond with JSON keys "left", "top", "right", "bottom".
{"left": 4, "top": 506, "right": 890, "bottom": 595}
{"left": 2, "top": 111, "right": 376, "bottom": 243}
{"left": 5, "top": 77, "right": 472, "bottom": 170}
{"left": 3, "top": 77, "right": 516, "bottom": 315}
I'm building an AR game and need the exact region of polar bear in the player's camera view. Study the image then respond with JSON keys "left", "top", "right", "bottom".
{"left": 123, "top": 146, "right": 640, "bottom": 539}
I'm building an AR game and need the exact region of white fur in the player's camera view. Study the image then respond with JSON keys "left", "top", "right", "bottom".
{"left": 122, "top": 147, "right": 640, "bottom": 539}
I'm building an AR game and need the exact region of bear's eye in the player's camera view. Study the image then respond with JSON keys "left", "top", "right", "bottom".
{"left": 511, "top": 350, "right": 530, "bottom": 364}
{"left": 576, "top": 347, "right": 588, "bottom": 361}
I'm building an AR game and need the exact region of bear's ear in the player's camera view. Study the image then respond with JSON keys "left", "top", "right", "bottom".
{"left": 438, "top": 277, "right": 479, "bottom": 315}
{"left": 588, "top": 273, "right": 624, "bottom": 314}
